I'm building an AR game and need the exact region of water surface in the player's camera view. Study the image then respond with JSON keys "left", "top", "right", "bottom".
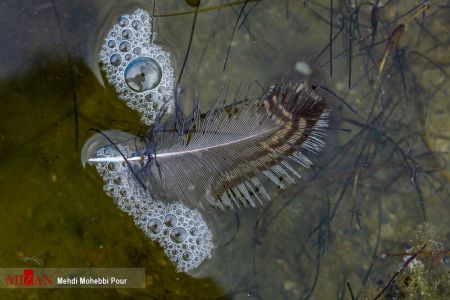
{"left": 0, "top": 0, "right": 448, "bottom": 299}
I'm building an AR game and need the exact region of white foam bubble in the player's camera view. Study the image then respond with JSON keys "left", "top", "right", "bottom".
{"left": 91, "top": 143, "right": 214, "bottom": 273}
{"left": 99, "top": 9, "right": 175, "bottom": 125}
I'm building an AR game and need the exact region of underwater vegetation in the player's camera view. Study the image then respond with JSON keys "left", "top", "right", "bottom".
{"left": 0, "top": 0, "right": 448, "bottom": 299}
{"left": 361, "top": 223, "right": 449, "bottom": 300}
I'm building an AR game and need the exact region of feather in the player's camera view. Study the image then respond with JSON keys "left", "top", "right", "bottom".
{"left": 140, "top": 82, "right": 329, "bottom": 209}
{"left": 85, "top": 82, "right": 329, "bottom": 210}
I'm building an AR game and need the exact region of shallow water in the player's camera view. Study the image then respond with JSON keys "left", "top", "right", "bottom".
{"left": 0, "top": 0, "right": 449, "bottom": 299}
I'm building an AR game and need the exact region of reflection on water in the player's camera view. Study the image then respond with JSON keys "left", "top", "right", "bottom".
{"left": 0, "top": 0, "right": 448, "bottom": 299}
{"left": 98, "top": 8, "right": 176, "bottom": 125}
{"left": 124, "top": 57, "right": 162, "bottom": 92}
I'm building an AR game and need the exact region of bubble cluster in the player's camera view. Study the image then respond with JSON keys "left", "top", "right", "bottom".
{"left": 91, "top": 144, "right": 214, "bottom": 273}
{"left": 136, "top": 202, "right": 213, "bottom": 273}
{"left": 99, "top": 9, "right": 175, "bottom": 125}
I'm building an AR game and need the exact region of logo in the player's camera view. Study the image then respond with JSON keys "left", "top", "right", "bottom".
{"left": 0, "top": 268, "right": 144, "bottom": 288}
{"left": 4, "top": 269, "right": 53, "bottom": 287}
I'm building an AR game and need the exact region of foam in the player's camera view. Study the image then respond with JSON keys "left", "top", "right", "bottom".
{"left": 99, "top": 9, "right": 175, "bottom": 125}
{"left": 92, "top": 144, "right": 214, "bottom": 273}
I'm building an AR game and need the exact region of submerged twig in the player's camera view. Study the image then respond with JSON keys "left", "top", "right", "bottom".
{"left": 50, "top": 0, "right": 79, "bottom": 150}
{"left": 223, "top": 0, "right": 249, "bottom": 71}
{"left": 155, "top": 0, "right": 261, "bottom": 17}
{"left": 372, "top": 245, "right": 426, "bottom": 300}
{"left": 177, "top": 0, "right": 201, "bottom": 85}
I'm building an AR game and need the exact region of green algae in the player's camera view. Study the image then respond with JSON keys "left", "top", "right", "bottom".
{"left": 0, "top": 58, "right": 223, "bottom": 299}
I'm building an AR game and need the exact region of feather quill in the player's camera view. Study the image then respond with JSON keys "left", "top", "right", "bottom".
{"left": 85, "top": 82, "right": 329, "bottom": 209}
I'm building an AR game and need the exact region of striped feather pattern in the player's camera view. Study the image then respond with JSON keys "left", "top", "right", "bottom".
{"left": 140, "top": 82, "right": 329, "bottom": 209}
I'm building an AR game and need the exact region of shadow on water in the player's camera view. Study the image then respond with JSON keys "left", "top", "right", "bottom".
{"left": 0, "top": 56, "right": 224, "bottom": 299}
{"left": 0, "top": 0, "right": 449, "bottom": 299}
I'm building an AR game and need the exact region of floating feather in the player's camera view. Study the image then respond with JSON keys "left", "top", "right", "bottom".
{"left": 84, "top": 82, "right": 329, "bottom": 210}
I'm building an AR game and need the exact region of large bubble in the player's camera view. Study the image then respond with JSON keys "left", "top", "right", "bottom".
{"left": 170, "top": 227, "right": 188, "bottom": 244}
{"left": 124, "top": 57, "right": 162, "bottom": 92}
{"left": 98, "top": 9, "right": 175, "bottom": 125}
{"left": 80, "top": 130, "right": 144, "bottom": 167}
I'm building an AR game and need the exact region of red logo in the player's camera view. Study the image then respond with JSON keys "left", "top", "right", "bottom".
{"left": 5, "top": 269, "right": 53, "bottom": 287}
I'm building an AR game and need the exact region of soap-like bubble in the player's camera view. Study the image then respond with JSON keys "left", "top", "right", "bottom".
{"left": 164, "top": 213, "right": 177, "bottom": 227}
{"left": 118, "top": 16, "right": 128, "bottom": 27}
{"left": 133, "top": 47, "right": 142, "bottom": 55}
{"left": 124, "top": 57, "right": 162, "bottom": 92}
{"left": 182, "top": 251, "right": 193, "bottom": 261}
{"left": 170, "top": 227, "right": 188, "bottom": 243}
{"left": 119, "top": 188, "right": 131, "bottom": 197}
{"left": 107, "top": 40, "right": 116, "bottom": 48}
{"left": 119, "top": 41, "right": 131, "bottom": 52}
{"left": 132, "top": 20, "right": 142, "bottom": 30}
{"left": 110, "top": 54, "right": 121, "bottom": 66}
{"left": 80, "top": 130, "right": 144, "bottom": 167}
{"left": 146, "top": 218, "right": 163, "bottom": 235}
{"left": 122, "top": 29, "right": 132, "bottom": 39}
{"left": 189, "top": 227, "right": 199, "bottom": 236}
{"left": 98, "top": 9, "right": 175, "bottom": 125}
{"left": 107, "top": 162, "right": 116, "bottom": 171}
{"left": 103, "top": 184, "right": 115, "bottom": 197}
